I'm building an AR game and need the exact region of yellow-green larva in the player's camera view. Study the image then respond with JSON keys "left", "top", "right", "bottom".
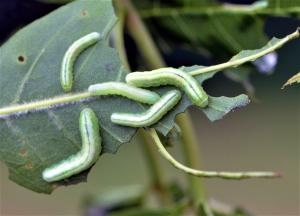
{"left": 88, "top": 82, "right": 160, "bottom": 104}
{"left": 42, "top": 108, "right": 101, "bottom": 182}
{"left": 61, "top": 32, "right": 101, "bottom": 92}
{"left": 111, "top": 90, "right": 181, "bottom": 127}
{"left": 126, "top": 67, "right": 208, "bottom": 108}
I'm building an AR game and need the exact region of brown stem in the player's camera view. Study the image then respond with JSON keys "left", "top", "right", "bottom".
{"left": 113, "top": 1, "right": 172, "bottom": 205}
{"left": 116, "top": 0, "right": 211, "bottom": 212}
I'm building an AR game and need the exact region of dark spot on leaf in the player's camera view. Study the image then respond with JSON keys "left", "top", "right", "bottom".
{"left": 17, "top": 55, "right": 26, "bottom": 64}
{"left": 81, "top": 10, "right": 88, "bottom": 16}
{"left": 25, "top": 161, "right": 33, "bottom": 169}
{"left": 105, "top": 63, "right": 114, "bottom": 72}
{"left": 18, "top": 148, "right": 28, "bottom": 157}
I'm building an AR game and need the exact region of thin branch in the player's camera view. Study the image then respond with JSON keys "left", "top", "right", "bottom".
{"left": 140, "top": 5, "right": 300, "bottom": 19}
{"left": 118, "top": 1, "right": 212, "bottom": 212}
{"left": 0, "top": 92, "right": 91, "bottom": 118}
{"left": 120, "top": 0, "right": 165, "bottom": 69}
{"left": 149, "top": 128, "right": 281, "bottom": 180}
{"left": 176, "top": 114, "right": 214, "bottom": 216}
{"left": 113, "top": 0, "right": 172, "bottom": 205}
{"left": 188, "top": 29, "right": 300, "bottom": 76}
{"left": 113, "top": 4, "right": 130, "bottom": 70}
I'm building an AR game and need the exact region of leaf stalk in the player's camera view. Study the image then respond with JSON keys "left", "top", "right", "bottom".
{"left": 148, "top": 128, "right": 281, "bottom": 180}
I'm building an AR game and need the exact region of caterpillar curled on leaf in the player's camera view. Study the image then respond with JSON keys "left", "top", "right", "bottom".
{"left": 42, "top": 108, "right": 101, "bottom": 182}
{"left": 88, "top": 82, "right": 160, "bottom": 104}
{"left": 61, "top": 32, "right": 101, "bottom": 92}
{"left": 111, "top": 90, "right": 181, "bottom": 127}
{"left": 126, "top": 67, "right": 208, "bottom": 108}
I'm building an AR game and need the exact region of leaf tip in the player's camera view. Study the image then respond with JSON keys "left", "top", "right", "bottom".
{"left": 282, "top": 72, "right": 300, "bottom": 89}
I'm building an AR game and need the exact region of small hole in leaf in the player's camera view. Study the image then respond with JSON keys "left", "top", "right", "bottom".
{"left": 81, "top": 10, "right": 88, "bottom": 16}
{"left": 17, "top": 55, "right": 26, "bottom": 63}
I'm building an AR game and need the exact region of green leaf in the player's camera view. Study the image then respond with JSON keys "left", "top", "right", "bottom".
{"left": 152, "top": 29, "right": 300, "bottom": 134}
{"left": 140, "top": 0, "right": 300, "bottom": 18}
{"left": 188, "top": 30, "right": 299, "bottom": 76}
{"left": 202, "top": 95, "right": 250, "bottom": 122}
{"left": 268, "top": 0, "right": 300, "bottom": 8}
{"left": 282, "top": 72, "right": 300, "bottom": 88}
{"left": 139, "top": 0, "right": 268, "bottom": 54}
{"left": 150, "top": 66, "right": 250, "bottom": 136}
{"left": 138, "top": 0, "right": 269, "bottom": 94}
{"left": 1, "top": 0, "right": 294, "bottom": 194}
{"left": 0, "top": 0, "right": 140, "bottom": 193}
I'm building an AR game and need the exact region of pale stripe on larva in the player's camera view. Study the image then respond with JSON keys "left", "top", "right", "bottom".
{"left": 42, "top": 108, "right": 101, "bottom": 182}
{"left": 126, "top": 67, "right": 208, "bottom": 108}
{"left": 61, "top": 32, "right": 101, "bottom": 92}
{"left": 88, "top": 82, "right": 160, "bottom": 104}
{"left": 111, "top": 90, "right": 181, "bottom": 127}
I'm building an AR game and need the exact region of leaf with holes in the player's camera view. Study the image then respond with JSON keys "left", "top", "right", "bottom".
{"left": 0, "top": 0, "right": 286, "bottom": 194}
{"left": 0, "top": 0, "right": 143, "bottom": 194}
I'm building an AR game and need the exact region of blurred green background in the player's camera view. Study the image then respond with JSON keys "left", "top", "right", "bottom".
{"left": 0, "top": 0, "right": 299, "bottom": 215}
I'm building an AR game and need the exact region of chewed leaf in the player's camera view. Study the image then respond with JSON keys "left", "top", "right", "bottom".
{"left": 229, "top": 37, "right": 285, "bottom": 64}
{"left": 152, "top": 66, "right": 250, "bottom": 136}
{"left": 203, "top": 95, "right": 250, "bottom": 122}
{"left": 282, "top": 72, "right": 300, "bottom": 88}
{"left": 0, "top": 0, "right": 140, "bottom": 193}
{"left": 188, "top": 29, "right": 299, "bottom": 77}
{"left": 0, "top": 0, "right": 296, "bottom": 194}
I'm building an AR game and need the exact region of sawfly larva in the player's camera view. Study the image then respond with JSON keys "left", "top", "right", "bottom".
{"left": 61, "top": 32, "right": 101, "bottom": 92}
{"left": 42, "top": 108, "right": 101, "bottom": 182}
{"left": 111, "top": 90, "right": 181, "bottom": 127}
{"left": 126, "top": 67, "right": 208, "bottom": 108}
{"left": 88, "top": 82, "right": 160, "bottom": 104}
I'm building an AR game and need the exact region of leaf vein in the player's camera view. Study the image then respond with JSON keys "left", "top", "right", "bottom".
{"left": 12, "top": 12, "right": 77, "bottom": 104}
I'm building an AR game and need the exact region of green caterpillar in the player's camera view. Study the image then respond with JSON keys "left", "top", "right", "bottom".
{"left": 42, "top": 31, "right": 277, "bottom": 183}
{"left": 126, "top": 67, "right": 208, "bottom": 108}
{"left": 61, "top": 32, "right": 101, "bottom": 92}
{"left": 42, "top": 108, "right": 101, "bottom": 182}
{"left": 111, "top": 90, "right": 181, "bottom": 127}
